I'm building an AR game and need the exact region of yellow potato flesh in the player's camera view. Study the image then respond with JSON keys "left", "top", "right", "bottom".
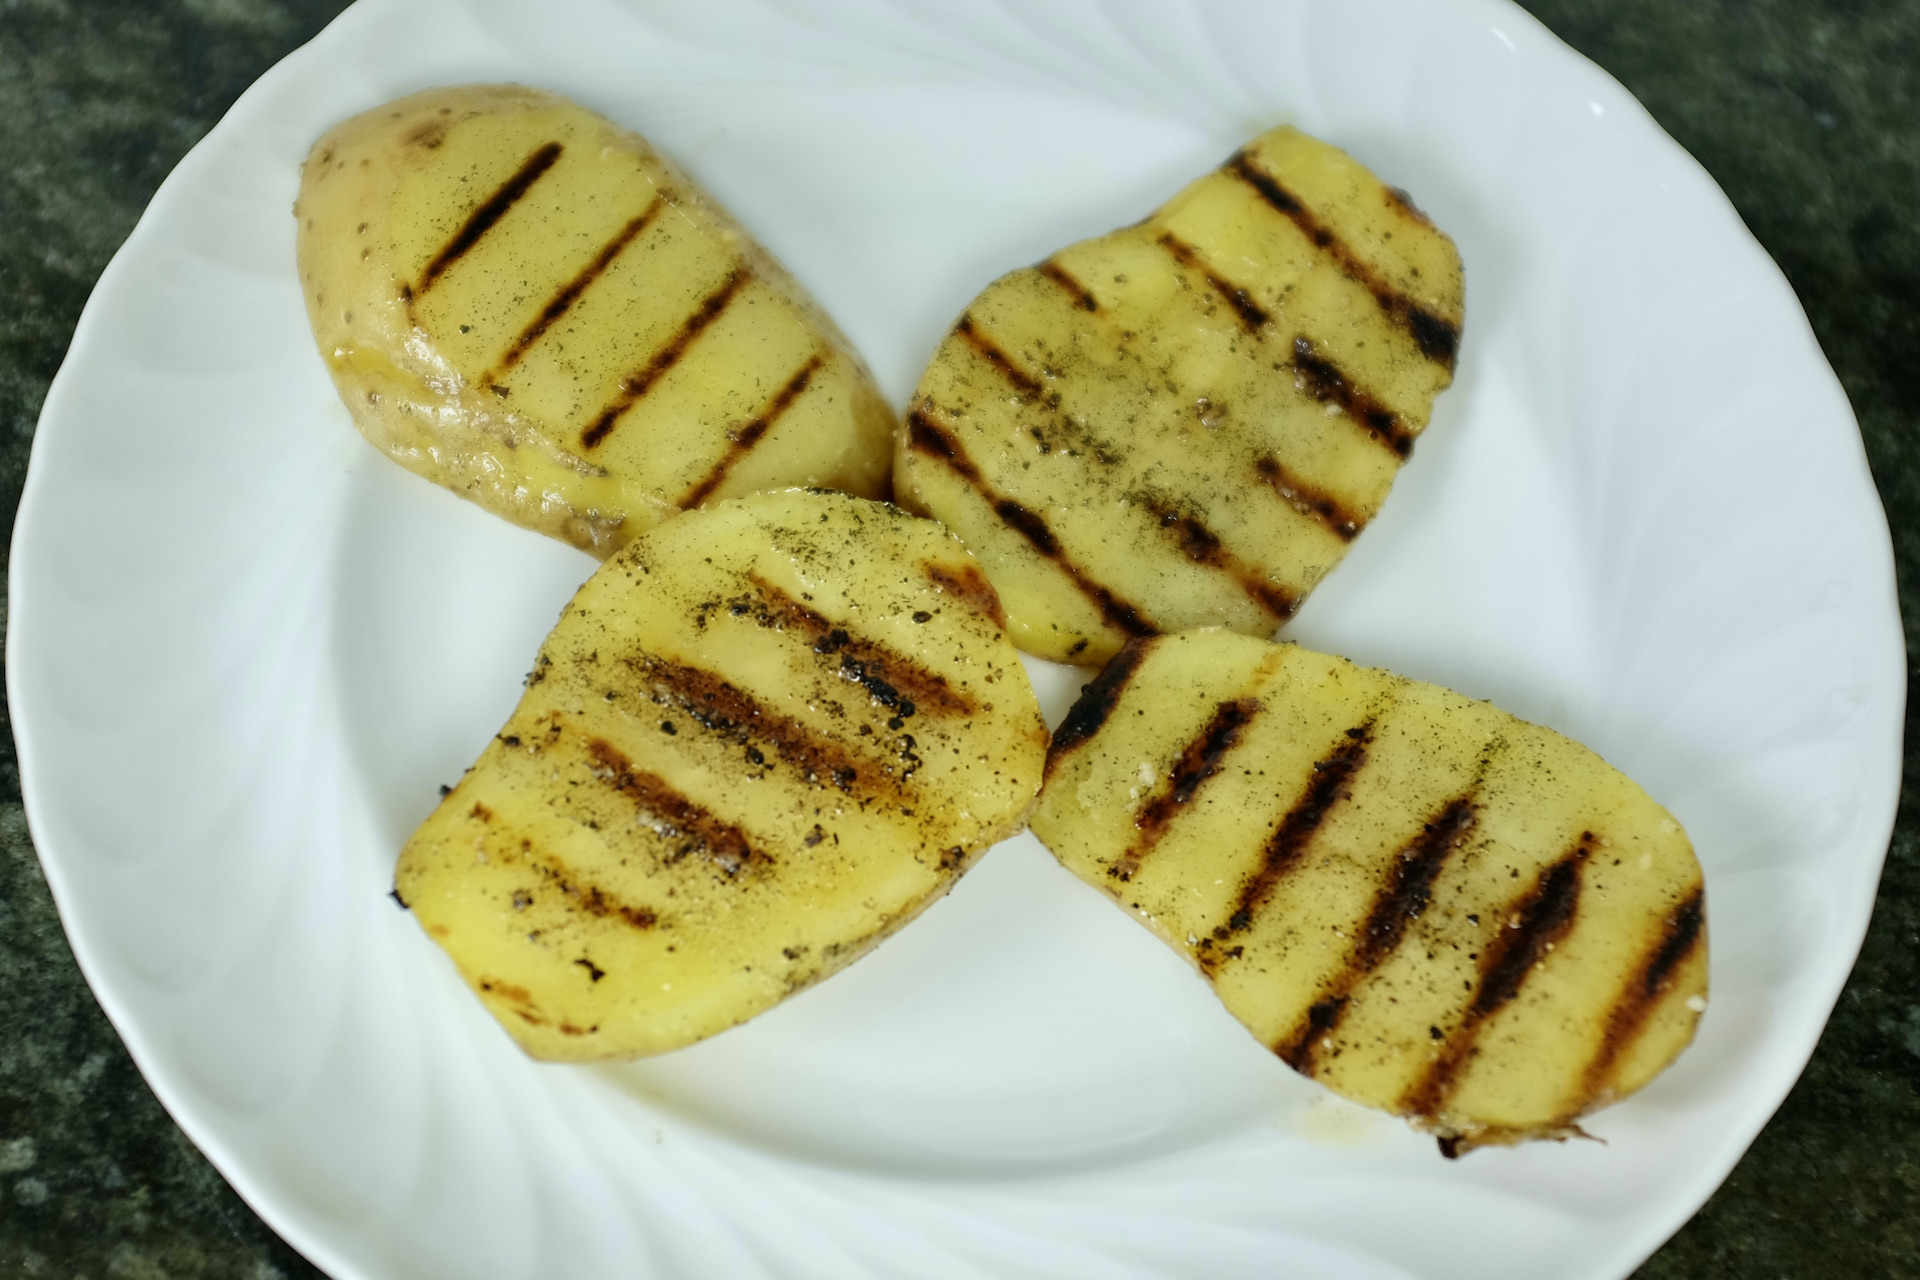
{"left": 1032, "top": 632, "right": 1707, "bottom": 1154}
{"left": 297, "top": 85, "right": 894, "bottom": 556}
{"left": 896, "top": 126, "right": 1464, "bottom": 664}
{"left": 396, "top": 490, "right": 1047, "bottom": 1060}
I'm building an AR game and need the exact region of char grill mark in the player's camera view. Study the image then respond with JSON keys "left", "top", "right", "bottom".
{"left": 1157, "top": 232, "right": 1271, "bottom": 332}
{"left": 906, "top": 410, "right": 1159, "bottom": 640}
{"left": 905, "top": 409, "right": 985, "bottom": 480}
{"left": 485, "top": 194, "right": 666, "bottom": 383}
{"left": 1136, "top": 496, "right": 1297, "bottom": 621}
{"left": 740, "top": 572, "right": 977, "bottom": 719}
{"left": 679, "top": 353, "right": 825, "bottom": 507}
{"left": 1209, "top": 721, "right": 1375, "bottom": 950}
{"left": 1353, "top": 796, "right": 1481, "bottom": 970}
{"left": 1038, "top": 259, "right": 1099, "bottom": 311}
{"left": 466, "top": 798, "right": 662, "bottom": 926}
{"left": 1112, "top": 698, "right": 1261, "bottom": 882}
{"left": 1277, "top": 793, "right": 1481, "bottom": 1073}
{"left": 580, "top": 268, "right": 752, "bottom": 449}
{"left": 416, "top": 141, "right": 563, "bottom": 295}
{"left": 476, "top": 976, "right": 548, "bottom": 1027}
{"left": 923, "top": 561, "right": 1008, "bottom": 628}
{"left": 954, "top": 323, "right": 1129, "bottom": 474}
{"left": 954, "top": 316, "right": 1045, "bottom": 398}
{"left": 1403, "top": 834, "right": 1595, "bottom": 1136}
{"left": 1384, "top": 185, "right": 1433, "bottom": 226}
{"left": 530, "top": 851, "right": 660, "bottom": 931}
{"left": 495, "top": 833, "right": 660, "bottom": 931}
{"left": 584, "top": 737, "right": 764, "bottom": 875}
{"left": 628, "top": 651, "right": 880, "bottom": 795}
{"left": 1046, "top": 637, "right": 1157, "bottom": 777}
{"left": 1579, "top": 887, "right": 1706, "bottom": 1099}
{"left": 1286, "top": 996, "right": 1350, "bottom": 1071}
{"left": 1253, "top": 455, "right": 1365, "bottom": 542}
{"left": 1226, "top": 150, "right": 1460, "bottom": 369}
{"left": 1289, "top": 337, "right": 1417, "bottom": 459}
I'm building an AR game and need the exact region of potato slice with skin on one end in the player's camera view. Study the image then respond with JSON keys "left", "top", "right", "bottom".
{"left": 395, "top": 489, "right": 1048, "bottom": 1061}
{"left": 1031, "top": 631, "right": 1707, "bottom": 1155}
{"left": 297, "top": 85, "right": 895, "bottom": 557}
{"left": 895, "top": 125, "right": 1464, "bottom": 666}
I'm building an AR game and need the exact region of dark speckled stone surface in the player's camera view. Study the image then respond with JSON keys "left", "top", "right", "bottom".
{"left": 0, "top": 0, "right": 1914, "bottom": 1276}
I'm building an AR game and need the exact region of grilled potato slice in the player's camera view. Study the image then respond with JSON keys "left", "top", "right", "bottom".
{"left": 297, "top": 85, "right": 894, "bottom": 556}
{"left": 1032, "top": 632, "right": 1707, "bottom": 1154}
{"left": 396, "top": 490, "right": 1047, "bottom": 1060}
{"left": 896, "top": 126, "right": 1463, "bottom": 665}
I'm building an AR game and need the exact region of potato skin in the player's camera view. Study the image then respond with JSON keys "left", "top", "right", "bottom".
{"left": 297, "top": 86, "right": 894, "bottom": 556}
{"left": 1033, "top": 632, "right": 1707, "bottom": 1154}
{"left": 896, "top": 126, "right": 1464, "bottom": 665}
{"left": 395, "top": 490, "right": 1047, "bottom": 1061}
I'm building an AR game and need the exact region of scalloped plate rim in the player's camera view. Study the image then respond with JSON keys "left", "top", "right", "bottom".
{"left": 8, "top": 0, "right": 1904, "bottom": 1277}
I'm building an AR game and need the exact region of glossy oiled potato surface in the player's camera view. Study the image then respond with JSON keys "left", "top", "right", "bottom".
{"left": 1034, "top": 631, "right": 1707, "bottom": 1154}
{"left": 396, "top": 490, "right": 1048, "bottom": 1060}
{"left": 297, "top": 85, "right": 894, "bottom": 555}
{"left": 897, "top": 126, "right": 1464, "bottom": 665}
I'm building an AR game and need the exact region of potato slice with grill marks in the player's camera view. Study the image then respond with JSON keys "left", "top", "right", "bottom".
{"left": 896, "top": 126, "right": 1463, "bottom": 665}
{"left": 297, "top": 85, "right": 894, "bottom": 557}
{"left": 395, "top": 490, "right": 1047, "bottom": 1060}
{"left": 1032, "top": 632, "right": 1707, "bottom": 1155}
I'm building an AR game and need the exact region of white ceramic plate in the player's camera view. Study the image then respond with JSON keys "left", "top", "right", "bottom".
{"left": 10, "top": 0, "right": 1902, "bottom": 1276}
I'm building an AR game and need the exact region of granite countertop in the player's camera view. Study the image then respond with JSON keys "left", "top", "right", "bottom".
{"left": 1, "top": 1, "right": 1914, "bottom": 1275}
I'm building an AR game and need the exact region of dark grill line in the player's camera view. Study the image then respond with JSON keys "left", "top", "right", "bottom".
{"left": 1402, "top": 833, "right": 1595, "bottom": 1139}
{"left": 950, "top": 322, "right": 1295, "bottom": 622}
{"left": 526, "top": 846, "right": 659, "bottom": 931}
{"left": 1578, "top": 887, "right": 1706, "bottom": 1100}
{"left": 1046, "top": 637, "right": 1158, "bottom": 778}
{"left": 954, "top": 316, "right": 1045, "bottom": 397}
{"left": 476, "top": 975, "right": 554, "bottom": 1029}
{"left": 415, "top": 141, "right": 563, "bottom": 296}
{"left": 1289, "top": 336, "right": 1417, "bottom": 459}
{"left": 1136, "top": 495, "right": 1297, "bottom": 621}
{"left": 1353, "top": 797, "right": 1482, "bottom": 969}
{"left": 906, "top": 410, "right": 1158, "bottom": 640}
{"left": 482, "top": 811, "right": 661, "bottom": 932}
{"left": 485, "top": 195, "right": 666, "bottom": 383}
{"left": 1158, "top": 232, "right": 1271, "bottom": 332}
{"left": 1210, "top": 721, "right": 1375, "bottom": 947}
{"left": 580, "top": 268, "right": 752, "bottom": 449}
{"left": 678, "top": 353, "right": 825, "bottom": 507}
{"left": 1384, "top": 185, "right": 1434, "bottom": 226}
{"left": 1226, "top": 150, "right": 1460, "bottom": 369}
{"left": 955, "top": 325, "right": 1131, "bottom": 475}
{"left": 1112, "top": 698, "right": 1261, "bottom": 883}
{"left": 1037, "top": 259, "right": 1099, "bottom": 311}
{"left": 627, "top": 650, "right": 879, "bottom": 796}
{"left": 740, "top": 572, "right": 976, "bottom": 718}
{"left": 585, "top": 737, "right": 764, "bottom": 875}
{"left": 1253, "top": 455, "right": 1365, "bottom": 542}
{"left": 1277, "top": 793, "right": 1481, "bottom": 1073}
{"left": 923, "top": 561, "right": 1008, "bottom": 628}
